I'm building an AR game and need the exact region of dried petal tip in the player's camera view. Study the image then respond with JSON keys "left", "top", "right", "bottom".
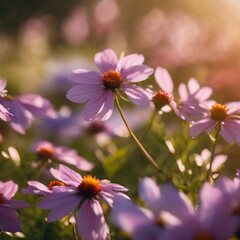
{"left": 78, "top": 175, "right": 102, "bottom": 199}
{"left": 102, "top": 70, "right": 122, "bottom": 90}
{"left": 152, "top": 91, "right": 173, "bottom": 109}
{"left": 210, "top": 104, "right": 228, "bottom": 121}
{"left": 36, "top": 146, "right": 54, "bottom": 159}
{"left": 47, "top": 181, "right": 68, "bottom": 190}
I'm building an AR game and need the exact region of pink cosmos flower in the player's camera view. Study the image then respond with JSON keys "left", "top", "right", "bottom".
{"left": 32, "top": 141, "right": 94, "bottom": 171}
{"left": 177, "top": 78, "right": 213, "bottom": 121}
{"left": 38, "top": 164, "right": 129, "bottom": 240}
{"left": 66, "top": 48, "right": 153, "bottom": 122}
{"left": 0, "top": 79, "right": 56, "bottom": 134}
{"left": 189, "top": 101, "right": 240, "bottom": 145}
{"left": 0, "top": 78, "right": 12, "bottom": 122}
{"left": 112, "top": 177, "right": 195, "bottom": 240}
{"left": 0, "top": 180, "right": 31, "bottom": 233}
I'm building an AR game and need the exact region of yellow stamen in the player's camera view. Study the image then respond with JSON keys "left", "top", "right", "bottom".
{"left": 78, "top": 175, "right": 102, "bottom": 199}
{"left": 102, "top": 70, "right": 122, "bottom": 90}
{"left": 210, "top": 104, "right": 228, "bottom": 121}
{"left": 47, "top": 181, "right": 68, "bottom": 190}
{"left": 152, "top": 91, "right": 173, "bottom": 109}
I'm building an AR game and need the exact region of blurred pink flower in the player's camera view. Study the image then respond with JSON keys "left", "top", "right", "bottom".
{"left": 189, "top": 101, "right": 240, "bottom": 145}
{"left": 0, "top": 78, "right": 11, "bottom": 122}
{"left": 66, "top": 48, "right": 153, "bottom": 122}
{"left": 0, "top": 180, "right": 31, "bottom": 233}
{"left": 38, "top": 164, "right": 129, "bottom": 240}
{"left": 32, "top": 141, "right": 94, "bottom": 171}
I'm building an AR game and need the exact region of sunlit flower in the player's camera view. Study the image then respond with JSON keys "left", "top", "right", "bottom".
{"left": 32, "top": 141, "right": 94, "bottom": 171}
{"left": 0, "top": 180, "right": 31, "bottom": 233}
{"left": 38, "top": 164, "right": 129, "bottom": 240}
{"left": 189, "top": 101, "right": 240, "bottom": 145}
{"left": 66, "top": 48, "right": 153, "bottom": 122}
{"left": 0, "top": 79, "right": 56, "bottom": 134}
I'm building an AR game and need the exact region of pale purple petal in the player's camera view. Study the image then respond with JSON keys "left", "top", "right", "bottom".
{"left": 100, "top": 182, "right": 128, "bottom": 192}
{"left": 71, "top": 69, "right": 102, "bottom": 84}
{"left": 121, "top": 84, "right": 149, "bottom": 106}
{"left": 22, "top": 181, "right": 50, "bottom": 195}
{"left": 0, "top": 181, "right": 18, "bottom": 200}
{"left": 154, "top": 67, "right": 174, "bottom": 93}
{"left": 0, "top": 77, "right": 7, "bottom": 92}
{"left": 18, "top": 94, "right": 56, "bottom": 118}
{"left": 0, "top": 206, "right": 22, "bottom": 233}
{"left": 77, "top": 200, "right": 109, "bottom": 240}
{"left": 225, "top": 101, "right": 240, "bottom": 114}
{"left": 220, "top": 119, "right": 240, "bottom": 145}
{"left": 178, "top": 84, "right": 188, "bottom": 101}
{"left": 94, "top": 49, "right": 118, "bottom": 74}
{"left": 83, "top": 90, "right": 114, "bottom": 122}
{"left": 187, "top": 78, "right": 200, "bottom": 94}
{"left": 66, "top": 83, "right": 103, "bottom": 103}
{"left": 120, "top": 65, "right": 153, "bottom": 82}
{"left": 5, "top": 199, "right": 31, "bottom": 209}
{"left": 0, "top": 104, "right": 11, "bottom": 122}
{"left": 59, "top": 164, "right": 82, "bottom": 187}
{"left": 211, "top": 155, "right": 227, "bottom": 172}
{"left": 39, "top": 191, "right": 80, "bottom": 222}
{"left": 194, "top": 87, "right": 213, "bottom": 101}
{"left": 139, "top": 178, "right": 161, "bottom": 213}
{"left": 117, "top": 54, "right": 145, "bottom": 71}
{"left": 190, "top": 118, "right": 214, "bottom": 138}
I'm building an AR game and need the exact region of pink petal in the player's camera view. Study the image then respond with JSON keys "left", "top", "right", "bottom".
{"left": 77, "top": 200, "right": 109, "bottom": 240}
{"left": 121, "top": 65, "right": 154, "bottom": 82}
{"left": 187, "top": 78, "right": 200, "bottom": 94}
{"left": 66, "top": 83, "right": 102, "bottom": 103}
{"left": 178, "top": 84, "right": 188, "bottom": 101}
{"left": 6, "top": 199, "right": 31, "bottom": 209}
{"left": 194, "top": 87, "right": 212, "bottom": 101}
{"left": 117, "top": 54, "right": 144, "bottom": 71}
{"left": 59, "top": 164, "right": 83, "bottom": 187}
{"left": 121, "top": 84, "right": 149, "bottom": 106}
{"left": 0, "top": 181, "right": 18, "bottom": 200}
{"left": 94, "top": 48, "right": 118, "bottom": 74}
{"left": 0, "top": 77, "right": 7, "bottom": 92}
{"left": 220, "top": 120, "right": 240, "bottom": 145}
{"left": 190, "top": 118, "right": 214, "bottom": 138}
{"left": 0, "top": 206, "right": 22, "bottom": 233}
{"left": 154, "top": 67, "right": 174, "bottom": 93}
{"left": 71, "top": 69, "right": 102, "bottom": 84}
{"left": 212, "top": 155, "right": 227, "bottom": 172}
{"left": 225, "top": 101, "right": 240, "bottom": 114}
{"left": 83, "top": 91, "right": 114, "bottom": 122}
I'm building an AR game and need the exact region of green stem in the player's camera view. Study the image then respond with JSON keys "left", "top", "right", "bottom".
{"left": 139, "top": 110, "right": 158, "bottom": 141}
{"left": 206, "top": 124, "right": 220, "bottom": 181}
{"left": 114, "top": 94, "right": 159, "bottom": 169}
{"left": 73, "top": 222, "right": 79, "bottom": 240}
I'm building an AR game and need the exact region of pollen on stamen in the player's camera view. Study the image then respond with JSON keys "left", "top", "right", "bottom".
{"left": 210, "top": 104, "right": 228, "bottom": 121}
{"left": 47, "top": 181, "right": 68, "bottom": 190}
{"left": 78, "top": 175, "right": 102, "bottom": 199}
{"left": 102, "top": 70, "right": 122, "bottom": 91}
{"left": 36, "top": 146, "right": 54, "bottom": 159}
{"left": 152, "top": 91, "right": 173, "bottom": 109}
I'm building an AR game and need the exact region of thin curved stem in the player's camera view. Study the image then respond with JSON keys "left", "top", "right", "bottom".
{"left": 206, "top": 124, "right": 220, "bottom": 181}
{"left": 114, "top": 94, "right": 159, "bottom": 169}
{"left": 73, "top": 221, "right": 79, "bottom": 240}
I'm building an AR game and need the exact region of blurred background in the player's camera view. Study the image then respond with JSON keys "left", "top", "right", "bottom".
{"left": 1, "top": 0, "right": 240, "bottom": 238}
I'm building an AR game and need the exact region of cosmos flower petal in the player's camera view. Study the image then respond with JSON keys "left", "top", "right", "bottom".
{"left": 154, "top": 67, "right": 174, "bottom": 93}
{"left": 71, "top": 69, "right": 102, "bottom": 84}
{"left": 94, "top": 48, "right": 118, "bottom": 74}
{"left": 0, "top": 104, "right": 11, "bottom": 122}
{"left": 22, "top": 181, "right": 49, "bottom": 195}
{"left": 187, "top": 78, "right": 200, "bottom": 94}
{"left": 83, "top": 91, "right": 114, "bottom": 122}
{"left": 178, "top": 84, "right": 188, "bottom": 101}
{"left": 121, "top": 84, "right": 149, "bottom": 106}
{"left": 190, "top": 118, "right": 214, "bottom": 138}
{"left": 193, "top": 87, "right": 213, "bottom": 101}
{"left": 211, "top": 155, "right": 227, "bottom": 172}
{"left": 121, "top": 64, "right": 153, "bottom": 82}
{"left": 225, "top": 101, "right": 240, "bottom": 114}
{"left": 66, "top": 84, "right": 103, "bottom": 103}
{"left": 139, "top": 178, "right": 161, "bottom": 213}
{"left": 117, "top": 54, "right": 145, "bottom": 72}
{"left": 0, "top": 206, "right": 22, "bottom": 233}
{"left": 220, "top": 120, "right": 240, "bottom": 145}
{"left": 0, "top": 77, "right": 7, "bottom": 92}
{"left": 58, "top": 164, "right": 83, "bottom": 186}
{"left": 0, "top": 181, "right": 18, "bottom": 200}
{"left": 5, "top": 200, "right": 31, "bottom": 209}
{"left": 77, "top": 200, "right": 109, "bottom": 240}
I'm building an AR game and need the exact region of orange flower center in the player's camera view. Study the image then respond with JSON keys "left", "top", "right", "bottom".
{"left": 0, "top": 193, "right": 4, "bottom": 203}
{"left": 36, "top": 146, "right": 54, "bottom": 159}
{"left": 195, "top": 233, "right": 215, "bottom": 240}
{"left": 152, "top": 91, "right": 173, "bottom": 109}
{"left": 102, "top": 70, "right": 122, "bottom": 91}
{"left": 210, "top": 104, "right": 228, "bottom": 121}
{"left": 78, "top": 175, "right": 102, "bottom": 199}
{"left": 47, "top": 181, "right": 68, "bottom": 190}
